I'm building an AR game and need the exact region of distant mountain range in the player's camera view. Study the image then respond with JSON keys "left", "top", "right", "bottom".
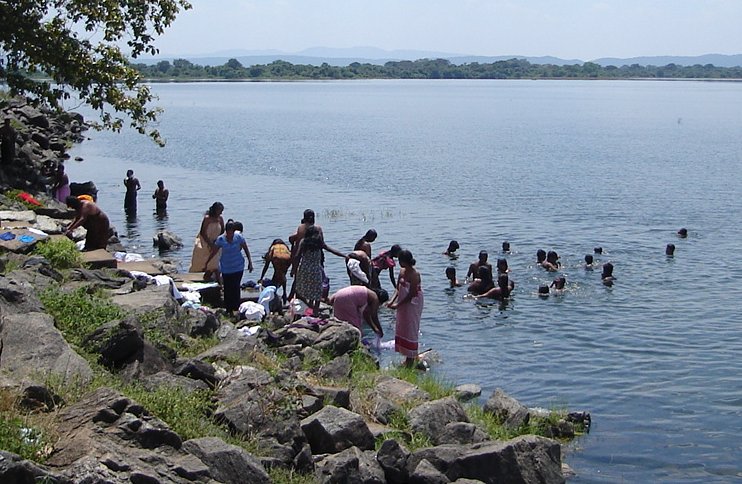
{"left": 142, "top": 47, "right": 742, "bottom": 68}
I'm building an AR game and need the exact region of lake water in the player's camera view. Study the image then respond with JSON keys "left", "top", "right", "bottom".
{"left": 68, "top": 80, "right": 742, "bottom": 483}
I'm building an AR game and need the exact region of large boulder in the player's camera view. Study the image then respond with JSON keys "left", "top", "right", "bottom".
{"left": 182, "top": 437, "right": 270, "bottom": 484}
{"left": 315, "top": 446, "right": 386, "bottom": 484}
{"left": 0, "top": 450, "right": 67, "bottom": 484}
{"left": 153, "top": 230, "right": 183, "bottom": 251}
{"left": 0, "top": 311, "right": 92, "bottom": 384}
{"left": 408, "top": 397, "right": 469, "bottom": 445}
{"left": 445, "top": 436, "right": 563, "bottom": 484}
{"left": 83, "top": 316, "right": 144, "bottom": 368}
{"left": 300, "top": 405, "right": 375, "bottom": 454}
{"left": 376, "top": 439, "right": 410, "bottom": 484}
{"left": 483, "top": 388, "right": 531, "bottom": 430}
{"left": 313, "top": 320, "right": 361, "bottom": 357}
{"left": 0, "top": 275, "right": 44, "bottom": 314}
{"left": 111, "top": 284, "right": 179, "bottom": 315}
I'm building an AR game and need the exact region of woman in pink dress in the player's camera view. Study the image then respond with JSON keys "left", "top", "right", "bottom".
{"left": 388, "top": 249, "right": 423, "bottom": 367}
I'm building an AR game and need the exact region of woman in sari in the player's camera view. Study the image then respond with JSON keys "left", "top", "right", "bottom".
{"left": 388, "top": 249, "right": 423, "bottom": 367}
{"left": 293, "top": 225, "right": 345, "bottom": 315}
{"left": 189, "top": 202, "right": 224, "bottom": 280}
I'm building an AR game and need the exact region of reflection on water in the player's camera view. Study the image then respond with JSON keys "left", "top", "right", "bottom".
{"left": 124, "top": 210, "right": 139, "bottom": 241}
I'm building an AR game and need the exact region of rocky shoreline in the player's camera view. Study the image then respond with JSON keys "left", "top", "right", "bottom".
{"left": 0, "top": 99, "right": 589, "bottom": 483}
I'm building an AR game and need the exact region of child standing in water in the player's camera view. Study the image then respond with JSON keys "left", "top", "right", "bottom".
{"left": 388, "top": 249, "right": 424, "bottom": 368}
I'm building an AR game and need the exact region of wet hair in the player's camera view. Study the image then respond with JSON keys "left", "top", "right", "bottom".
{"left": 478, "top": 250, "right": 488, "bottom": 259}
{"left": 546, "top": 251, "right": 559, "bottom": 264}
{"left": 538, "top": 285, "right": 550, "bottom": 295}
{"left": 551, "top": 276, "right": 566, "bottom": 289}
{"left": 602, "top": 262, "right": 614, "bottom": 278}
{"left": 447, "top": 240, "right": 460, "bottom": 252}
{"left": 157, "top": 180, "right": 164, "bottom": 187}
{"left": 497, "top": 258, "right": 508, "bottom": 273}
{"left": 665, "top": 244, "right": 675, "bottom": 256}
{"left": 397, "top": 249, "right": 416, "bottom": 266}
{"left": 302, "top": 225, "right": 323, "bottom": 250}
{"left": 585, "top": 254, "right": 594, "bottom": 264}
{"left": 594, "top": 247, "right": 603, "bottom": 254}
{"left": 677, "top": 228, "right": 688, "bottom": 238}
{"left": 445, "top": 266, "right": 456, "bottom": 278}
{"left": 502, "top": 241, "right": 510, "bottom": 252}
{"left": 389, "top": 244, "right": 402, "bottom": 257}
{"left": 301, "top": 209, "right": 315, "bottom": 224}
{"left": 536, "top": 249, "right": 546, "bottom": 262}
{"left": 126, "top": 169, "right": 134, "bottom": 176}
{"left": 207, "top": 202, "right": 224, "bottom": 217}
{"left": 363, "top": 229, "right": 377, "bottom": 241}
{"left": 65, "top": 196, "right": 81, "bottom": 209}
{"left": 233, "top": 221, "right": 243, "bottom": 232}
{"left": 225, "top": 221, "right": 236, "bottom": 232}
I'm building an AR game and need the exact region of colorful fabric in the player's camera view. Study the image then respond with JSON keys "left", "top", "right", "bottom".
{"left": 332, "top": 285, "right": 369, "bottom": 331}
{"left": 295, "top": 248, "right": 323, "bottom": 303}
{"left": 55, "top": 184, "right": 71, "bottom": 203}
{"left": 215, "top": 232, "right": 245, "bottom": 274}
{"left": 395, "top": 277, "right": 424, "bottom": 358}
{"left": 268, "top": 243, "right": 291, "bottom": 285}
{"left": 0, "top": 232, "right": 15, "bottom": 241}
{"left": 372, "top": 252, "right": 395, "bottom": 270}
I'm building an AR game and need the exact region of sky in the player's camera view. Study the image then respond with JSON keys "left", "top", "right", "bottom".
{"left": 150, "top": 0, "right": 742, "bottom": 60}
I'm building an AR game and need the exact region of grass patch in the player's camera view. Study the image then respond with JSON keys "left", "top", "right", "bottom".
{"left": 268, "top": 467, "right": 315, "bottom": 484}
{"left": 0, "top": 388, "right": 55, "bottom": 463}
{"left": 32, "top": 237, "right": 84, "bottom": 270}
{"left": 388, "top": 365, "right": 455, "bottom": 400}
{"left": 40, "top": 286, "right": 123, "bottom": 350}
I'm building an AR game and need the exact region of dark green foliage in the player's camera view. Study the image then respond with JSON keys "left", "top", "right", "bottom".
{"left": 132, "top": 57, "right": 742, "bottom": 81}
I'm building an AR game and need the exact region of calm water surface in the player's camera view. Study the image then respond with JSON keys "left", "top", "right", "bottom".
{"left": 69, "top": 80, "right": 742, "bottom": 483}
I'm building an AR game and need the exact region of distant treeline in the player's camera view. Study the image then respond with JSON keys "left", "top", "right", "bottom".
{"left": 133, "top": 57, "right": 742, "bottom": 80}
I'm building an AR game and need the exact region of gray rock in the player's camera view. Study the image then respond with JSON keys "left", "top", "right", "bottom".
{"left": 281, "top": 326, "right": 319, "bottom": 347}
{"left": 372, "top": 396, "right": 402, "bottom": 425}
{"left": 83, "top": 316, "right": 144, "bottom": 368}
{"left": 186, "top": 309, "right": 219, "bottom": 337}
{"left": 483, "top": 388, "right": 531, "bottom": 429}
{"left": 318, "top": 353, "right": 352, "bottom": 381}
{"left": 19, "top": 382, "right": 63, "bottom": 412}
{"left": 445, "top": 435, "right": 564, "bottom": 484}
{"left": 313, "top": 320, "right": 361, "bottom": 357}
{"left": 197, "top": 329, "right": 258, "bottom": 363}
{"left": 315, "top": 446, "right": 386, "bottom": 484}
{"left": 111, "top": 284, "right": 179, "bottom": 315}
{"left": 0, "top": 450, "right": 67, "bottom": 483}
{"left": 183, "top": 436, "right": 270, "bottom": 484}
{"left": 34, "top": 214, "right": 65, "bottom": 234}
{"left": 0, "top": 275, "right": 44, "bottom": 313}
{"left": 376, "top": 439, "right": 410, "bottom": 484}
{"left": 454, "top": 384, "right": 482, "bottom": 402}
{"left": 153, "top": 230, "right": 183, "bottom": 251}
{"left": 141, "top": 371, "right": 209, "bottom": 393}
{"left": 0, "top": 210, "right": 36, "bottom": 223}
{"left": 0, "top": 311, "right": 92, "bottom": 384}
{"left": 175, "top": 358, "right": 219, "bottom": 388}
{"left": 301, "top": 405, "right": 375, "bottom": 454}
{"left": 410, "top": 458, "right": 451, "bottom": 484}
{"left": 306, "top": 384, "right": 351, "bottom": 409}
{"left": 408, "top": 397, "right": 469, "bottom": 445}
{"left": 438, "top": 422, "right": 490, "bottom": 445}
{"left": 374, "top": 375, "right": 430, "bottom": 404}
{"left": 406, "top": 444, "right": 468, "bottom": 477}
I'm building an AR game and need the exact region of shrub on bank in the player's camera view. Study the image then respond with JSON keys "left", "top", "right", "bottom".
{"left": 32, "top": 238, "right": 84, "bottom": 270}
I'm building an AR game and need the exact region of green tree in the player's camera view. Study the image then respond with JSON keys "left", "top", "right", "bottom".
{"left": 0, "top": 0, "right": 192, "bottom": 145}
